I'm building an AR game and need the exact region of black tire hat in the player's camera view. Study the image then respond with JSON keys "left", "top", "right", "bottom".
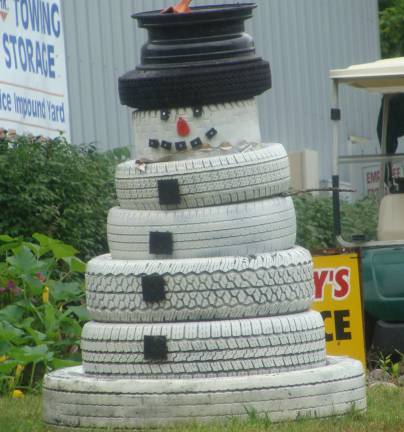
{"left": 118, "top": 3, "right": 271, "bottom": 110}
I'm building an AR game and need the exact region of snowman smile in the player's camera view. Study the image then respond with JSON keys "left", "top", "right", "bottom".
{"left": 149, "top": 128, "right": 217, "bottom": 151}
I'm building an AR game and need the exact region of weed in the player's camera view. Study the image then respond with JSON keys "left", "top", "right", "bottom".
{"left": 377, "top": 350, "right": 404, "bottom": 378}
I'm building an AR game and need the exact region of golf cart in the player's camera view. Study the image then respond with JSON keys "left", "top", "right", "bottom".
{"left": 330, "top": 57, "right": 404, "bottom": 355}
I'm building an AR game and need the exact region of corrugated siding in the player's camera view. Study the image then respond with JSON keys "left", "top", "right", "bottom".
{"left": 61, "top": 0, "right": 380, "bottom": 179}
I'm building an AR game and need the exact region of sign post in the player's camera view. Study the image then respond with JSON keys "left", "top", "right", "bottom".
{"left": 312, "top": 252, "right": 366, "bottom": 366}
{"left": 0, "top": 0, "right": 70, "bottom": 139}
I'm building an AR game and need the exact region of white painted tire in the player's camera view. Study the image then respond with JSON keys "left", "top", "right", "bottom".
{"left": 86, "top": 247, "right": 314, "bottom": 323}
{"left": 116, "top": 144, "right": 290, "bottom": 210}
{"left": 81, "top": 312, "right": 326, "bottom": 378}
{"left": 43, "top": 357, "right": 366, "bottom": 429}
{"left": 108, "top": 196, "right": 296, "bottom": 260}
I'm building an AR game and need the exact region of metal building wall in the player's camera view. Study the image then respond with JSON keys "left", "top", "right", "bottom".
{"left": 61, "top": 0, "right": 380, "bottom": 179}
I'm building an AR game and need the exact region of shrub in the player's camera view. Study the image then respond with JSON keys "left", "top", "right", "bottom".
{"left": 0, "top": 133, "right": 129, "bottom": 261}
{"left": 294, "top": 195, "right": 335, "bottom": 250}
{"left": 341, "top": 195, "right": 379, "bottom": 242}
{"left": 0, "top": 132, "right": 379, "bottom": 257}
{"left": 294, "top": 194, "right": 379, "bottom": 250}
{"left": 0, "top": 234, "right": 87, "bottom": 395}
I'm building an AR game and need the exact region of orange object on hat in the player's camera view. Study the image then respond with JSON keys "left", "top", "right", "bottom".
{"left": 161, "top": 0, "right": 192, "bottom": 14}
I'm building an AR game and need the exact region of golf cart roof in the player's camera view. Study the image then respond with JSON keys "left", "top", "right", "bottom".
{"left": 330, "top": 57, "right": 404, "bottom": 93}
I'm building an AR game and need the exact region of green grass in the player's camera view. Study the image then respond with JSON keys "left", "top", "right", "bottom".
{"left": 1, "top": 387, "right": 404, "bottom": 432}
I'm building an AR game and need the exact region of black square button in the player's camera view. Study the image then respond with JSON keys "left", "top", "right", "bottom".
{"left": 149, "top": 139, "right": 159, "bottom": 149}
{"left": 175, "top": 141, "right": 187, "bottom": 151}
{"left": 158, "top": 179, "right": 181, "bottom": 205}
{"left": 190, "top": 137, "right": 203, "bottom": 149}
{"left": 144, "top": 336, "right": 168, "bottom": 361}
{"left": 142, "top": 275, "right": 166, "bottom": 303}
{"left": 149, "top": 232, "right": 173, "bottom": 255}
{"left": 161, "top": 141, "right": 172, "bottom": 151}
{"left": 206, "top": 128, "right": 218, "bottom": 140}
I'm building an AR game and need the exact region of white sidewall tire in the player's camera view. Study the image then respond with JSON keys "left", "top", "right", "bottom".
{"left": 43, "top": 357, "right": 366, "bottom": 429}
{"left": 116, "top": 144, "right": 290, "bottom": 210}
{"left": 81, "top": 312, "right": 326, "bottom": 378}
{"left": 108, "top": 196, "right": 296, "bottom": 260}
{"left": 86, "top": 247, "right": 314, "bottom": 322}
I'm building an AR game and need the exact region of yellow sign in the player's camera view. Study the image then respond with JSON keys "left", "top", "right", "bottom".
{"left": 312, "top": 253, "right": 366, "bottom": 366}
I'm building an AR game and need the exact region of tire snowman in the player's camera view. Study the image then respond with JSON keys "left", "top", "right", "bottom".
{"left": 43, "top": 3, "right": 366, "bottom": 428}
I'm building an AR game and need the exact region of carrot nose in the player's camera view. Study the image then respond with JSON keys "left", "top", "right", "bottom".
{"left": 177, "top": 117, "right": 190, "bottom": 137}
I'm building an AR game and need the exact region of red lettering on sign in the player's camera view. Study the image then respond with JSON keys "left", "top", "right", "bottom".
{"left": 334, "top": 267, "right": 350, "bottom": 299}
{"left": 314, "top": 270, "right": 328, "bottom": 300}
{"left": 313, "top": 267, "right": 351, "bottom": 301}
{"left": 367, "top": 170, "right": 380, "bottom": 185}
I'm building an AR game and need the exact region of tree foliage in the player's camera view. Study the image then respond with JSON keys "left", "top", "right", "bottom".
{"left": 379, "top": 0, "right": 404, "bottom": 58}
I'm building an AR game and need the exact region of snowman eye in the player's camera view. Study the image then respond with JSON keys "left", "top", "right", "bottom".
{"left": 193, "top": 107, "right": 203, "bottom": 118}
{"left": 160, "top": 110, "right": 170, "bottom": 121}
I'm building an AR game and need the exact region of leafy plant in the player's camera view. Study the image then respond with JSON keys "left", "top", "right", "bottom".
{"left": 0, "top": 234, "right": 88, "bottom": 395}
{"left": 377, "top": 350, "right": 404, "bottom": 378}
{"left": 341, "top": 195, "right": 379, "bottom": 242}
{"left": 0, "top": 132, "right": 130, "bottom": 261}
{"left": 294, "top": 195, "right": 335, "bottom": 250}
{"left": 293, "top": 194, "right": 379, "bottom": 250}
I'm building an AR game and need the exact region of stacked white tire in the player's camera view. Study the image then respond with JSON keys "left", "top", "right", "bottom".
{"left": 43, "top": 144, "right": 366, "bottom": 428}
{"left": 44, "top": 357, "right": 366, "bottom": 429}
{"left": 86, "top": 246, "right": 314, "bottom": 322}
{"left": 115, "top": 144, "right": 290, "bottom": 210}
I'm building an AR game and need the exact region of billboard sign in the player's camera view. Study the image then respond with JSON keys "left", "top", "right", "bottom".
{"left": 312, "top": 253, "right": 366, "bottom": 366}
{"left": 0, "top": 0, "right": 70, "bottom": 139}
